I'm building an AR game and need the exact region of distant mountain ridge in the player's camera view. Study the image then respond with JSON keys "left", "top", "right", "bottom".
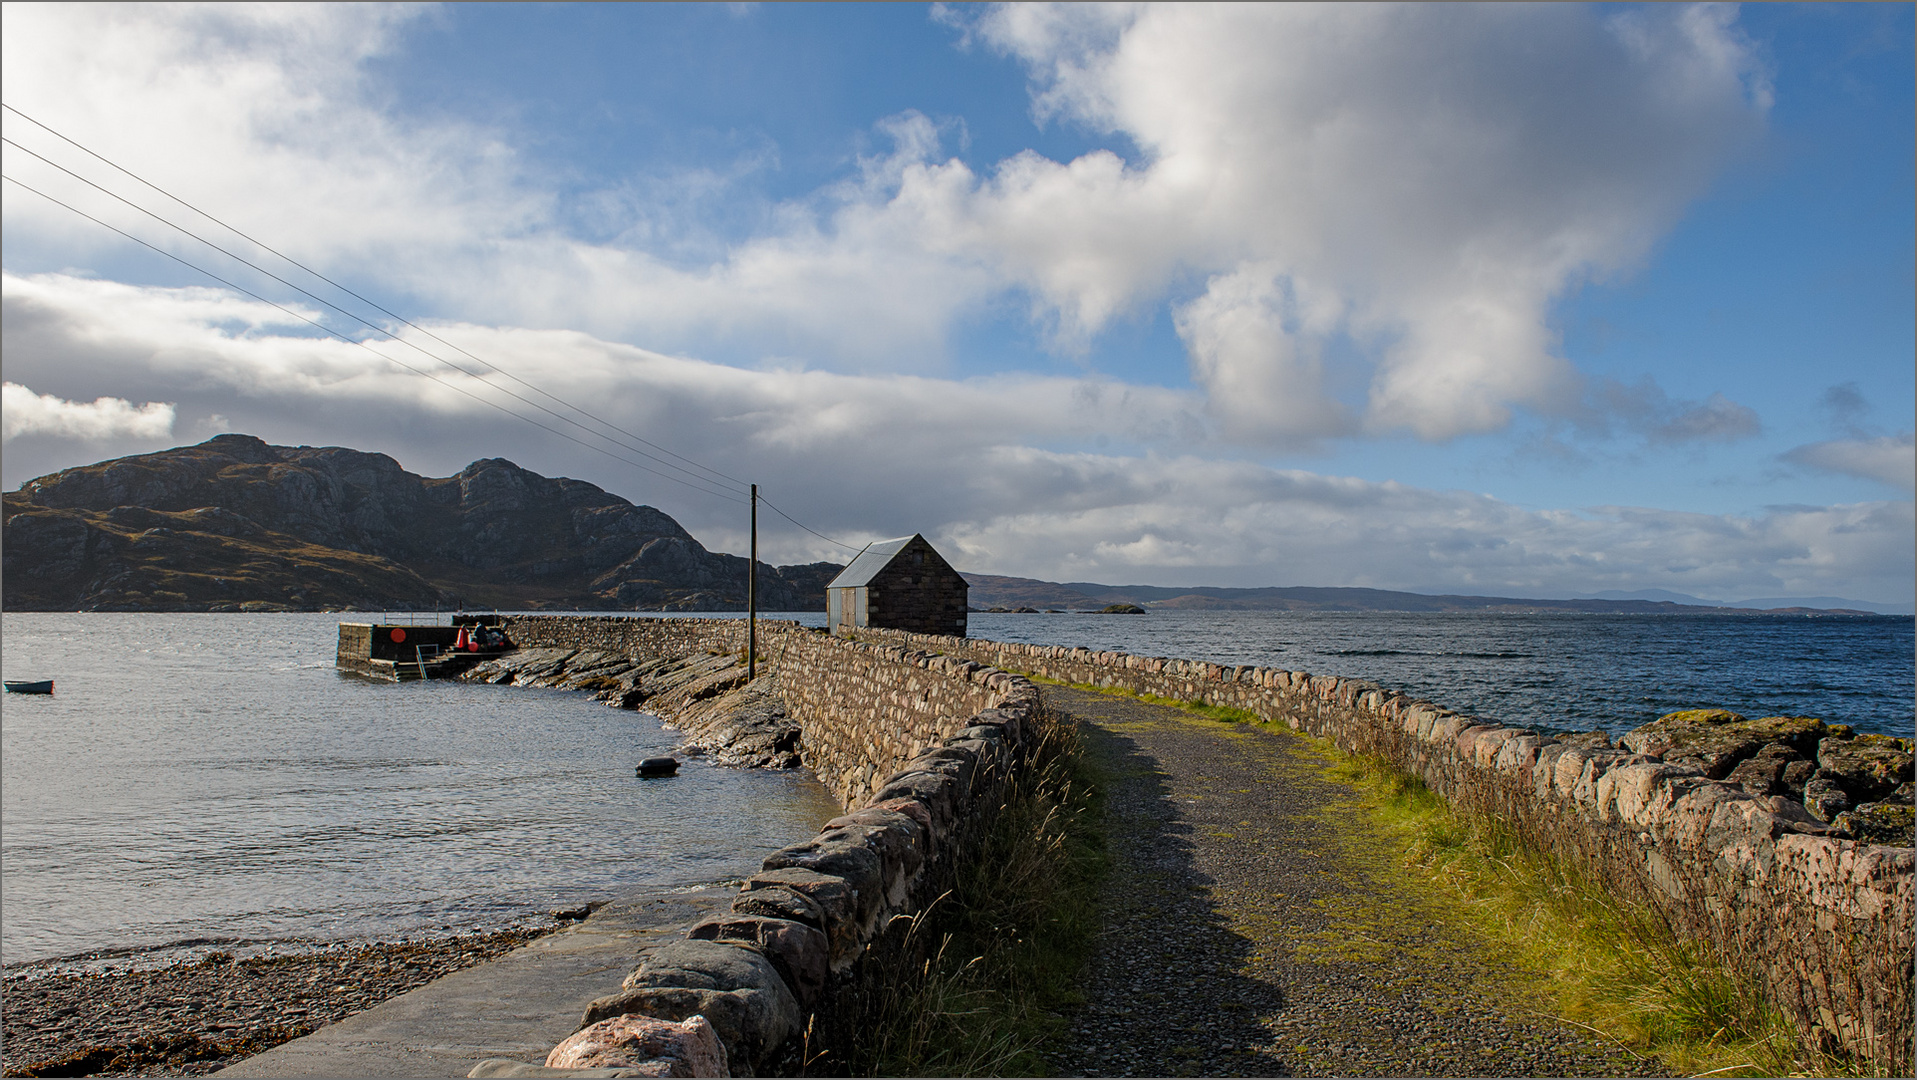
{"left": 2, "top": 434, "right": 840, "bottom": 612}
{"left": 1579, "top": 589, "right": 1913, "bottom": 616}
{"left": 962, "top": 573, "right": 1899, "bottom": 616}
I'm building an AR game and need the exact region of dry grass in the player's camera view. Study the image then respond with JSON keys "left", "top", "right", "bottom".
{"left": 1034, "top": 677, "right": 1878, "bottom": 1078}
{"left": 824, "top": 704, "right": 1109, "bottom": 1077}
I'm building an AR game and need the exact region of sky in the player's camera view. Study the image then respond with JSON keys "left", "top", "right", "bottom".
{"left": 1, "top": 2, "right": 1911, "bottom": 606}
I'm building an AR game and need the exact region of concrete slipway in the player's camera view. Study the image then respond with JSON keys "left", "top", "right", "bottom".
{"left": 214, "top": 888, "right": 732, "bottom": 1079}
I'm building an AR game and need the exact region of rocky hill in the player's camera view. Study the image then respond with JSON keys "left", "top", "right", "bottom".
{"left": 1, "top": 434, "right": 841, "bottom": 612}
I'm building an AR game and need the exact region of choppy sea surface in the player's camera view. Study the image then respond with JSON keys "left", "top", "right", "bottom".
{"left": 3, "top": 608, "right": 1909, "bottom": 967}
{"left": 0, "top": 612, "right": 842, "bottom": 968}
{"left": 962, "top": 609, "right": 1914, "bottom": 739}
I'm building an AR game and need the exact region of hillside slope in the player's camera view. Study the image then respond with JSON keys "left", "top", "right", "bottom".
{"left": 2, "top": 434, "right": 840, "bottom": 612}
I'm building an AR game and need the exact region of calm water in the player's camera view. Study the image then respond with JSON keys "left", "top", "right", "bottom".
{"left": 0, "top": 613, "right": 843, "bottom": 967}
{"left": 3, "top": 609, "right": 1909, "bottom": 967}
{"left": 963, "top": 610, "right": 1915, "bottom": 739}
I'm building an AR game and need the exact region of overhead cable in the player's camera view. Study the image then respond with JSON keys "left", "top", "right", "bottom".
{"left": 0, "top": 172, "right": 746, "bottom": 505}
{"left": 2, "top": 103, "right": 748, "bottom": 495}
{"left": 1, "top": 133, "right": 746, "bottom": 500}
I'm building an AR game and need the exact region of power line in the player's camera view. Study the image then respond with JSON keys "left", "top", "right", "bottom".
{"left": 1, "top": 132, "right": 748, "bottom": 500}
{"left": 2, "top": 103, "right": 749, "bottom": 495}
{"left": 2, "top": 106, "right": 876, "bottom": 557}
{"left": 757, "top": 495, "right": 863, "bottom": 552}
{"left": 1, "top": 172, "right": 746, "bottom": 506}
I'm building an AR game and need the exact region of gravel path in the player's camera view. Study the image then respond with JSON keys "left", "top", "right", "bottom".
{"left": 1041, "top": 685, "right": 1663, "bottom": 1079}
{"left": 1, "top": 927, "right": 556, "bottom": 1078}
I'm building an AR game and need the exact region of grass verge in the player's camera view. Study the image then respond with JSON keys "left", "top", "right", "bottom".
{"left": 831, "top": 702, "right": 1110, "bottom": 1077}
{"left": 1034, "top": 676, "right": 1870, "bottom": 1079}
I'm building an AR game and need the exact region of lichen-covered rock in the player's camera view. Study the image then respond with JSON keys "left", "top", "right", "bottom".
{"left": 1619, "top": 710, "right": 1829, "bottom": 780}
{"left": 545, "top": 1014, "right": 728, "bottom": 1076}
{"left": 1816, "top": 733, "right": 1915, "bottom": 803}
{"left": 1724, "top": 742, "right": 1816, "bottom": 800}
{"left": 1831, "top": 801, "right": 1916, "bottom": 847}
{"left": 1804, "top": 775, "right": 1852, "bottom": 823}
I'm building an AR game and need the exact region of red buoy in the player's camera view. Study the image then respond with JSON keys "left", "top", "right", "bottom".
{"left": 391, "top": 628, "right": 407, "bottom": 643}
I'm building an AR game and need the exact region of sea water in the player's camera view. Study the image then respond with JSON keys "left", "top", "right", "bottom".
{"left": 963, "top": 609, "right": 1915, "bottom": 739}
{"left": 0, "top": 612, "right": 843, "bottom": 967}
{"left": 4, "top": 609, "right": 1909, "bottom": 967}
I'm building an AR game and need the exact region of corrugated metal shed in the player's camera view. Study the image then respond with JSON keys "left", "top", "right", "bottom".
{"left": 826, "top": 533, "right": 967, "bottom": 637}
{"left": 826, "top": 536, "right": 916, "bottom": 589}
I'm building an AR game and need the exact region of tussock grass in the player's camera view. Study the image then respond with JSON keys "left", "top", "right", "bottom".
{"left": 824, "top": 703, "right": 1109, "bottom": 1077}
{"left": 1320, "top": 751, "right": 1866, "bottom": 1079}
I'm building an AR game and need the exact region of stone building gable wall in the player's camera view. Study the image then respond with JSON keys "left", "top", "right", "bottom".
{"left": 844, "top": 625, "right": 1913, "bottom": 1074}
{"left": 862, "top": 536, "right": 967, "bottom": 636}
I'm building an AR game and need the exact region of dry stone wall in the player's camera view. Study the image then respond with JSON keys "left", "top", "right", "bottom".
{"left": 486, "top": 615, "right": 1042, "bottom": 1076}
{"left": 496, "top": 616, "right": 1018, "bottom": 808}
{"left": 845, "top": 625, "right": 1913, "bottom": 1074}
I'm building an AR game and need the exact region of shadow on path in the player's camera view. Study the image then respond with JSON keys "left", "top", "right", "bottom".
{"left": 1042, "top": 685, "right": 1660, "bottom": 1079}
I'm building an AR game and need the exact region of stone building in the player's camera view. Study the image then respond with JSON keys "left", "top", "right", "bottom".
{"left": 826, "top": 534, "right": 967, "bottom": 637}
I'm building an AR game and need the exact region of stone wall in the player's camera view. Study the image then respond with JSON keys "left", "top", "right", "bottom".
{"left": 488, "top": 615, "right": 1043, "bottom": 1075}
{"left": 496, "top": 615, "right": 1017, "bottom": 808}
{"left": 842, "top": 625, "right": 1913, "bottom": 1074}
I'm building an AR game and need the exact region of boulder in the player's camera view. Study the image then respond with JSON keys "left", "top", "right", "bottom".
{"left": 1803, "top": 775, "right": 1851, "bottom": 823}
{"left": 822, "top": 807, "right": 929, "bottom": 893}
{"left": 581, "top": 987, "right": 790, "bottom": 1076}
{"left": 740, "top": 868, "right": 865, "bottom": 970}
{"left": 687, "top": 916, "right": 827, "bottom": 1007}
{"left": 545, "top": 1014, "right": 728, "bottom": 1076}
{"left": 1619, "top": 711, "right": 1829, "bottom": 780}
{"left": 762, "top": 837, "right": 883, "bottom": 920}
{"left": 869, "top": 769, "right": 961, "bottom": 837}
{"left": 1723, "top": 743, "right": 1816, "bottom": 800}
{"left": 621, "top": 940, "right": 789, "bottom": 996}
{"left": 1816, "top": 733, "right": 1915, "bottom": 803}
{"left": 1831, "top": 801, "right": 1917, "bottom": 847}
{"left": 583, "top": 942, "right": 798, "bottom": 1073}
{"left": 729, "top": 885, "right": 825, "bottom": 933}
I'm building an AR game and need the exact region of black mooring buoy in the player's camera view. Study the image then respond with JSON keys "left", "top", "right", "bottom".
{"left": 636, "top": 756, "right": 679, "bottom": 778}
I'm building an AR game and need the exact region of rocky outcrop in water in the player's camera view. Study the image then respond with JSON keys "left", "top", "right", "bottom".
{"left": 457, "top": 646, "right": 802, "bottom": 768}
{"left": 1, "top": 434, "right": 839, "bottom": 612}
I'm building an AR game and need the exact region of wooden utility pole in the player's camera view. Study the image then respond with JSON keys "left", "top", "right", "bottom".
{"left": 748, "top": 483, "right": 757, "bottom": 681}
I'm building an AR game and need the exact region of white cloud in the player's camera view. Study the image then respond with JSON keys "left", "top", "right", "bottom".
{"left": 3, "top": 2, "right": 1771, "bottom": 437}
{"left": 1784, "top": 434, "right": 1916, "bottom": 492}
{"left": 5, "top": 271, "right": 1909, "bottom": 605}
{"left": 954, "top": 3, "right": 1770, "bottom": 438}
{"left": 1, "top": 381, "right": 174, "bottom": 442}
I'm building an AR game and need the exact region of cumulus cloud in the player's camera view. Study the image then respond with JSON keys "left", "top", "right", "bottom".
{"left": 957, "top": 3, "right": 1771, "bottom": 440}
{"left": 5, "top": 272, "right": 1909, "bottom": 605}
{"left": 1, "top": 382, "right": 175, "bottom": 442}
{"left": 3, "top": 3, "right": 1770, "bottom": 435}
{"left": 1783, "top": 435, "right": 1916, "bottom": 492}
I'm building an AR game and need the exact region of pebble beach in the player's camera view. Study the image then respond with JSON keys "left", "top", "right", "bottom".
{"left": 0, "top": 926, "right": 556, "bottom": 1078}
